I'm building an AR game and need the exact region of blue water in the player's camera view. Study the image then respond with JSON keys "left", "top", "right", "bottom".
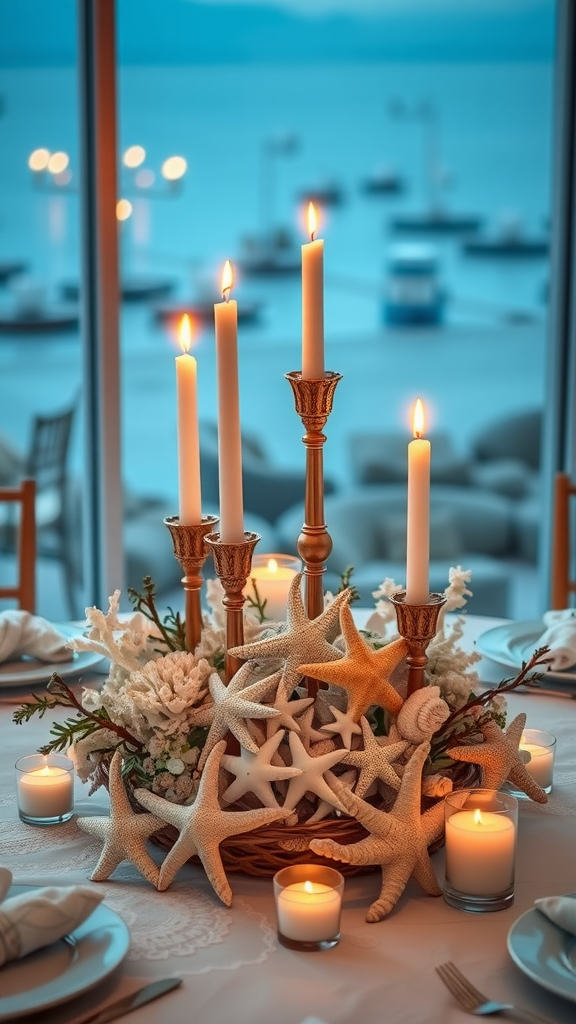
{"left": 0, "top": 60, "right": 553, "bottom": 499}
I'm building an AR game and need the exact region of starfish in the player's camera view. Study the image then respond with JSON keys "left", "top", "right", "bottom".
{"left": 221, "top": 730, "right": 302, "bottom": 807}
{"left": 264, "top": 672, "right": 314, "bottom": 738}
{"left": 342, "top": 717, "right": 409, "bottom": 797}
{"left": 228, "top": 574, "right": 349, "bottom": 694}
{"left": 447, "top": 713, "right": 547, "bottom": 804}
{"left": 136, "top": 741, "right": 289, "bottom": 904}
{"left": 296, "top": 704, "right": 335, "bottom": 753}
{"left": 308, "top": 769, "right": 357, "bottom": 823}
{"left": 320, "top": 705, "right": 362, "bottom": 749}
{"left": 299, "top": 602, "right": 408, "bottom": 719}
{"left": 310, "top": 742, "right": 443, "bottom": 922}
{"left": 77, "top": 752, "right": 165, "bottom": 887}
{"left": 282, "top": 731, "right": 346, "bottom": 813}
{"left": 198, "top": 661, "right": 281, "bottom": 770}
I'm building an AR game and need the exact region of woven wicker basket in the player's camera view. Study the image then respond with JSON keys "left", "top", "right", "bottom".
{"left": 100, "top": 757, "right": 481, "bottom": 878}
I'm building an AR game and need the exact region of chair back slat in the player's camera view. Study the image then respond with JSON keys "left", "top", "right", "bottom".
{"left": 551, "top": 471, "right": 576, "bottom": 609}
{"left": 0, "top": 479, "right": 36, "bottom": 612}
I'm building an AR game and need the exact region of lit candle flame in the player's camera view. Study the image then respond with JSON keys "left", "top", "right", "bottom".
{"left": 267, "top": 558, "right": 278, "bottom": 573}
{"left": 304, "top": 880, "right": 314, "bottom": 894}
{"left": 178, "top": 314, "right": 192, "bottom": 354}
{"left": 221, "top": 260, "right": 234, "bottom": 302}
{"left": 308, "top": 201, "right": 318, "bottom": 241}
{"left": 473, "top": 808, "right": 483, "bottom": 826}
{"left": 412, "top": 397, "right": 426, "bottom": 439}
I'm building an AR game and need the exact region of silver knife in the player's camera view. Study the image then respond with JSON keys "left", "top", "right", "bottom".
{"left": 74, "top": 977, "right": 183, "bottom": 1024}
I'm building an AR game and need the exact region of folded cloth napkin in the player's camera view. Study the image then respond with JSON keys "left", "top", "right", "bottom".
{"left": 535, "top": 895, "right": 576, "bottom": 936}
{"left": 0, "top": 867, "right": 104, "bottom": 967}
{"left": 536, "top": 609, "right": 576, "bottom": 671}
{"left": 0, "top": 610, "right": 74, "bottom": 664}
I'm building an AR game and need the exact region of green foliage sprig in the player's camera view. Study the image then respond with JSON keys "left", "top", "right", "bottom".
{"left": 127, "top": 575, "right": 186, "bottom": 652}
{"left": 13, "top": 674, "right": 143, "bottom": 756}
{"left": 245, "top": 578, "right": 269, "bottom": 622}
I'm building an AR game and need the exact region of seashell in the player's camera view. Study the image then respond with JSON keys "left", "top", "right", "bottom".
{"left": 421, "top": 773, "right": 453, "bottom": 798}
{"left": 395, "top": 686, "right": 450, "bottom": 744}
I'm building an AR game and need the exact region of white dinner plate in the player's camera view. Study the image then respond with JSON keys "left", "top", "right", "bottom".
{"left": 0, "top": 885, "right": 130, "bottom": 1020}
{"left": 507, "top": 902, "right": 576, "bottom": 1004}
{"left": 0, "top": 625, "right": 104, "bottom": 688}
{"left": 476, "top": 620, "right": 576, "bottom": 688}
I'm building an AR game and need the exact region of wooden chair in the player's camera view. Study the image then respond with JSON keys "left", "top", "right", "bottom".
{"left": 0, "top": 479, "right": 36, "bottom": 612}
{"left": 551, "top": 471, "right": 576, "bottom": 609}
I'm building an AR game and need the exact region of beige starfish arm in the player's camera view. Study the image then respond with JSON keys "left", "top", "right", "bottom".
{"left": 198, "top": 848, "right": 233, "bottom": 907}
{"left": 157, "top": 833, "right": 199, "bottom": 892}
{"left": 387, "top": 741, "right": 430, "bottom": 820}
{"left": 412, "top": 854, "right": 443, "bottom": 898}
{"left": 366, "top": 859, "right": 417, "bottom": 923}
{"left": 222, "top": 805, "right": 291, "bottom": 837}
{"left": 309, "top": 835, "right": 381, "bottom": 867}
{"left": 422, "top": 802, "right": 445, "bottom": 847}
{"left": 507, "top": 763, "right": 548, "bottom": 804}
{"left": 325, "top": 777, "right": 388, "bottom": 832}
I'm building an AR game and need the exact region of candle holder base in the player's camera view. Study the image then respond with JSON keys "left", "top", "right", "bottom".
{"left": 204, "top": 530, "right": 260, "bottom": 681}
{"left": 18, "top": 809, "right": 75, "bottom": 827}
{"left": 276, "top": 932, "right": 341, "bottom": 952}
{"left": 164, "top": 514, "right": 220, "bottom": 653}
{"left": 389, "top": 591, "right": 447, "bottom": 695}
{"left": 443, "top": 885, "right": 514, "bottom": 914}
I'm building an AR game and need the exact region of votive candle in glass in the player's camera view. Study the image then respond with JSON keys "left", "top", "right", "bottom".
{"left": 444, "top": 788, "right": 517, "bottom": 913}
{"left": 245, "top": 554, "right": 301, "bottom": 621}
{"left": 273, "top": 864, "right": 344, "bottom": 950}
{"left": 16, "top": 753, "right": 75, "bottom": 825}
{"left": 516, "top": 729, "right": 556, "bottom": 795}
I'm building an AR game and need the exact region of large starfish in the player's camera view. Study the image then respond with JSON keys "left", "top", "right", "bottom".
{"left": 228, "top": 574, "right": 349, "bottom": 694}
{"left": 198, "top": 661, "right": 281, "bottom": 770}
{"left": 282, "top": 730, "right": 346, "bottom": 813}
{"left": 299, "top": 602, "right": 408, "bottom": 719}
{"left": 447, "top": 712, "right": 547, "bottom": 804}
{"left": 136, "top": 741, "right": 289, "bottom": 905}
{"left": 221, "top": 730, "right": 302, "bottom": 807}
{"left": 77, "top": 752, "right": 165, "bottom": 887}
{"left": 342, "top": 716, "right": 409, "bottom": 797}
{"left": 310, "top": 742, "right": 443, "bottom": 922}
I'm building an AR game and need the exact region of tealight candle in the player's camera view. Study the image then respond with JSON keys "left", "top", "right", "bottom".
{"left": 245, "top": 554, "right": 300, "bottom": 621}
{"left": 517, "top": 729, "right": 556, "bottom": 794}
{"left": 273, "top": 864, "right": 344, "bottom": 950}
{"left": 444, "top": 789, "right": 517, "bottom": 913}
{"left": 15, "top": 754, "right": 75, "bottom": 825}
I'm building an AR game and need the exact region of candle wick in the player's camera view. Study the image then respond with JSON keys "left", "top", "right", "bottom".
{"left": 310, "top": 230, "right": 316, "bottom": 242}
{"left": 222, "top": 288, "right": 231, "bottom": 303}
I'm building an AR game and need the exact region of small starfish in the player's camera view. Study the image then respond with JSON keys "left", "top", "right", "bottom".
{"left": 77, "top": 752, "right": 165, "bottom": 887}
{"left": 299, "top": 602, "right": 408, "bottom": 719}
{"left": 342, "top": 717, "right": 409, "bottom": 797}
{"left": 221, "top": 730, "right": 302, "bottom": 807}
{"left": 447, "top": 713, "right": 547, "bottom": 804}
{"left": 198, "top": 662, "right": 281, "bottom": 770}
{"left": 310, "top": 742, "right": 442, "bottom": 922}
{"left": 228, "top": 574, "right": 349, "bottom": 694}
{"left": 283, "top": 731, "right": 346, "bottom": 813}
{"left": 320, "top": 705, "right": 362, "bottom": 749}
{"left": 296, "top": 704, "right": 335, "bottom": 753}
{"left": 264, "top": 672, "right": 314, "bottom": 738}
{"left": 136, "top": 741, "right": 289, "bottom": 905}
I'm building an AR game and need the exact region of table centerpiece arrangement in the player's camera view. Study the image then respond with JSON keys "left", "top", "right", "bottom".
{"left": 12, "top": 204, "right": 552, "bottom": 923}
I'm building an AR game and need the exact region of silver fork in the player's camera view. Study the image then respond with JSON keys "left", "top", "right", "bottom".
{"left": 435, "top": 962, "right": 558, "bottom": 1024}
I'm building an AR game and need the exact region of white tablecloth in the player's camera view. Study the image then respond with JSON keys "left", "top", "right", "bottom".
{"left": 1, "top": 615, "right": 575, "bottom": 1024}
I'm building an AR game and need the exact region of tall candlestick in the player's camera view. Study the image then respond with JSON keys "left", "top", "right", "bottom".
{"left": 302, "top": 201, "right": 324, "bottom": 380}
{"left": 176, "top": 314, "right": 201, "bottom": 525}
{"left": 214, "top": 260, "right": 244, "bottom": 542}
{"left": 406, "top": 397, "right": 430, "bottom": 605}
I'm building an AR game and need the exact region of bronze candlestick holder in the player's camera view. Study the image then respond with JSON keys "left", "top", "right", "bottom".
{"left": 285, "top": 370, "right": 342, "bottom": 621}
{"left": 164, "top": 514, "right": 219, "bottom": 654}
{"left": 389, "top": 591, "right": 447, "bottom": 696}
{"left": 204, "top": 530, "right": 260, "bottom": 682}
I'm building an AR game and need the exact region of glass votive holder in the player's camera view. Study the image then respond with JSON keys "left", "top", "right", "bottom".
{"left": 506, "top": 729, "right": 556, "bottom": 797}
{"left": 15, "top": 753, "right": 75, "bottom": 825}
{"left": 444, "top": 788, "right": 518, "bottom": 914}
{"left": 245, "top": 553, "right": 301, "bottom": 622}
{"left": 273, "top": 864, "right": 344, "bottom": 951}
